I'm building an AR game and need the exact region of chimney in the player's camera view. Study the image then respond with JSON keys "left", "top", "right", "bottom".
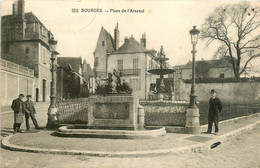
{"left": 17, "top": 0, "right": 25, "bottom": 16}
{"left": 124, "top": 37, "right": 129, "bottom": 43}
{"left": 12, "top": 2, "right": 18, "bottom": 16}
{"left": 114, "top": 22, "right": 119, "bottom": 50}
{"left": 140, "top": 33, "right": 146, "bottom": 48}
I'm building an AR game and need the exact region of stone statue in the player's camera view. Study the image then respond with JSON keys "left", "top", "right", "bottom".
{"left": 95, "top": 70, "right": 132, "bottom": 94}
{"left": 160, "top": 46, "right": 165, "bottom": 58}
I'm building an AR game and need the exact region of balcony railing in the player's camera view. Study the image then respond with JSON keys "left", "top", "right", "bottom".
{"left": 0, "top": 59, "right": 34, "bottom": 77}
{"left": 119, "top": 69, "right": 140, "bottom": 76}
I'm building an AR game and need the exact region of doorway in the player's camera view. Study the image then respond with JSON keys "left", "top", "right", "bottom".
{"left": 42, "top": 79, "right": 46, "bottom": 102}
{"left": 36, "top": 88, "right": 39, "bottom": 102}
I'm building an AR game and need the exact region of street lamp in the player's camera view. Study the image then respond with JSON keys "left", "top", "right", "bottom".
{"left": 47, "top": 37, "right": 59, "bottom": 128}
{"left": 185, "top": 25, "right": 201, "bottom": 134}
{"left": 189, "top": 25, "right": 200, "bottom": 108}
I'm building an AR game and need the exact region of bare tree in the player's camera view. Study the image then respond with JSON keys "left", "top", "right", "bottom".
{"left": 201, "top": 2, "right": 260, "bottom": 78}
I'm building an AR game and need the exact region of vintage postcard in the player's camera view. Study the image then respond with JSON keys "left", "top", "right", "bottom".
{"left": 1, "top": 0, "right": 260, "bottom": 168}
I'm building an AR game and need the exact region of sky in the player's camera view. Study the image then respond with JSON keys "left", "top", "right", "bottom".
{"left": 1, "top": 0, "right": 259, "bottom": 69}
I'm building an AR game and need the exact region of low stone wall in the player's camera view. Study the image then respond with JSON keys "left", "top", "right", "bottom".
{"left": 140, "top": 101, "right": 188, "bottom": 126}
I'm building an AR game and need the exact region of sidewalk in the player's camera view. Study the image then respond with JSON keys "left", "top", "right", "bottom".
{"left": 2, "top": 113, "right": 260, "bottom": 157}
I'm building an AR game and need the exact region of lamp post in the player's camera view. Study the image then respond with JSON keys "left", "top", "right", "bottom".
{"left": 47, "top": 37, "right": 59, "bottom": 128}
{"left": 189, "top": 25, "right": 200, "bottom": 108}
{"left": 185, "top": 25, "right": 201, "bottom": 134}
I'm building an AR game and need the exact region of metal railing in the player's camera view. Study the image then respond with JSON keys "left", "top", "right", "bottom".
{"left": 56, "top": 98, "right": 88, "bottom": 124}
{"left": 198, "top": 101, "right": 260, "bottom": 125}
{"left": 0, "top": 59, "right": 34, "bottom": 77}
{"left": 119, "top": 69, "right": 140, "bottom": 76}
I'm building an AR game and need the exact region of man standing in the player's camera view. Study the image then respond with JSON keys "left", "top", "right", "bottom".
{"left": 11, "top": 94, "right": 25, "bottom": 134}
{"left": 207, "top": 89, "right": 223, "bottom": 135}
{"left": 24, "top": 95, "right": 40, "bottom": 131}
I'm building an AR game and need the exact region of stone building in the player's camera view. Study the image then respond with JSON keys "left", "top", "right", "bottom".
{"left": 1, "top": 0, "right": 56, "bottom": 102}
{"left": 56, "top": 57, "right": 83, "bottom": 99}
{"left": 174, "top": 58, "right": 234, "bottom": 80}
{"left": 82, "top": 59, "right": 95, "bottom": 94}
{"left": 94, "top": 23, "right": 163, "bottom": 99}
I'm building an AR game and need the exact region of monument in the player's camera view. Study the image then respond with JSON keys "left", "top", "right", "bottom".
{"left": 57, "top": 71, "right": 166, "bottom": 139}
{"left": 148, "top": 46, "right": 175, "bottom": 101}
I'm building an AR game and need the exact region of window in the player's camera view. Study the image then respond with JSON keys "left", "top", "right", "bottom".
{"left": 133, "top": 58, "right": 138, "bottom": 75}
{"left": 41, "top": 26, "right": 44, "bottom": 35}
{"left": 42, "top": 47, "right": 46, "bottom": 64}
{"left": 33, "top": 22, "right": 36, "bottom": 32}
{"left": 25, "top": 47, "right": 29, "bottom": 54}
{"left": 220, "top": 73, "right": 224, "bottom": 78}
{"left": 102, "top": 41, "right": 105, "bottom": 46}
{"left": 118, "top": 59, "right": 123, "bottom": 70}
{"left": 94, "top": 58, "right": 99, "bottom": 66}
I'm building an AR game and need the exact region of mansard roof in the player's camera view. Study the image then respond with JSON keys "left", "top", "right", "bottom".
{"left": 115, "top": 36, "right": 146, "bottom": 53}
{"left": 2, "top": 12, "right": 53, "bottom": 36}
{"left": 175, "top": 58, "right": 233, "bottom": 70}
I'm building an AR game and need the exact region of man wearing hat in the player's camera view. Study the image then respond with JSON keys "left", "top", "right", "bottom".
{"left": 11, "top": 94, "right": 25, "bottom": 133}
{"left": 24, "top": 95, "right": 40, "bottom": 131}
{"left": 207, "top": 89, "right": 223, "bottom": 135}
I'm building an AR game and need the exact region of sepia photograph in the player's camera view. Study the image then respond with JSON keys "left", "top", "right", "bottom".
{"left": 1, "top": 0, "right": 260, "bottom": 167}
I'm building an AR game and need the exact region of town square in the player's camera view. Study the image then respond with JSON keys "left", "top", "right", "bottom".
{"left": 1, "top": 0, "right": 260, "bottom": 168}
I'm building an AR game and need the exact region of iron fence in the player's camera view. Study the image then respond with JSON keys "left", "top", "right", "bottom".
{"left": 56, "top": 97, "right": 260, "bottom": 126}
{"left": 198, "top": 100, "right": 260, "bottom": 125}
{"left": 56, "top": 98, "right": 88, "bottom": 124}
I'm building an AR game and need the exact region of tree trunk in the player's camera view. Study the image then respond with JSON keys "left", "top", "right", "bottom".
{"left": 234, "top": 68, "right": 240, "bottom": 79}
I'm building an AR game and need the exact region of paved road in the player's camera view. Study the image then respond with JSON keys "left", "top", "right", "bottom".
{"left": 1, "top": 103, "right": 49, "bottom": 131}
{"left": 1, "top": 125, "right": 260, "bottom": 168}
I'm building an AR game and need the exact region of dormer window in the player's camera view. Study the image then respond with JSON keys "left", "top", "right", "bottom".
{"left": 102, "top": 41, "right": 105, "bottom": 46}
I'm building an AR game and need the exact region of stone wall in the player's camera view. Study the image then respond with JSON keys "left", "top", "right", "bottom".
{"left": 175, "top": 80, "right": 260, "bottom": 103}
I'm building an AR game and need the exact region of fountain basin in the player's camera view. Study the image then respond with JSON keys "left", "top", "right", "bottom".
{"left": 56, "top": 126, "right": 166, "bottom": 139}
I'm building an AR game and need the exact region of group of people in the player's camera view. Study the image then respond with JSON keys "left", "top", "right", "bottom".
{"left": 11, "top": 94, "right": 41, "bottom": 134}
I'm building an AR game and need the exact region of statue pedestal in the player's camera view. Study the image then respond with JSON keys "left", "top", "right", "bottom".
{"left": 87, "top": 94, "right": 138, "bottom": 130}
{"left": 185, "top": 108, "right": 201, "bottom": 134}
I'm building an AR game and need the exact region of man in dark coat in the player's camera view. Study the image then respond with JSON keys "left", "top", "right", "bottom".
{"left": 11, "top": 94, "right": 25, "bottom": 133}
{"left": 207, "top": 89, "right": 222, "bottom": 135}
{"left": 24, "top": 95, "right": 40, "bottom": 131}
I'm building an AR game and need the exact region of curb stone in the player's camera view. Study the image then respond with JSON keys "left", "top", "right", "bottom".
{"left": 1, "top": 120, "right": 260, "bottom": 157}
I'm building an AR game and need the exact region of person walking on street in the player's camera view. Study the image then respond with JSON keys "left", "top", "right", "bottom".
{"left": 11, "top": 94, "right": 25, "bottom": 134}
{"left": 24, "top": 95, "right": 40, "bottom": 131}
{"left": 207, "top": 89, "right": 223, "bottom": 135}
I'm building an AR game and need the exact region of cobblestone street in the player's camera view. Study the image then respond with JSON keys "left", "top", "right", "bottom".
{"left": 1, "top": 125, "right": 260, "bottom": 168}
{"left": 1, "top": 103, "right": 49, "bottom": 131}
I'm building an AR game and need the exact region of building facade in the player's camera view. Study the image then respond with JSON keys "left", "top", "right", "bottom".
{"left": 175, "top": 59, "right": 234, "bottom": 80}
{"left": 0, "top": 59, "right": 34, "bottom": 106}
{"left": 1, "top": 0, "right": 56, "bottom": 102}
{"left": 94, "top": 24, "right": 163, "bottom": 99}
